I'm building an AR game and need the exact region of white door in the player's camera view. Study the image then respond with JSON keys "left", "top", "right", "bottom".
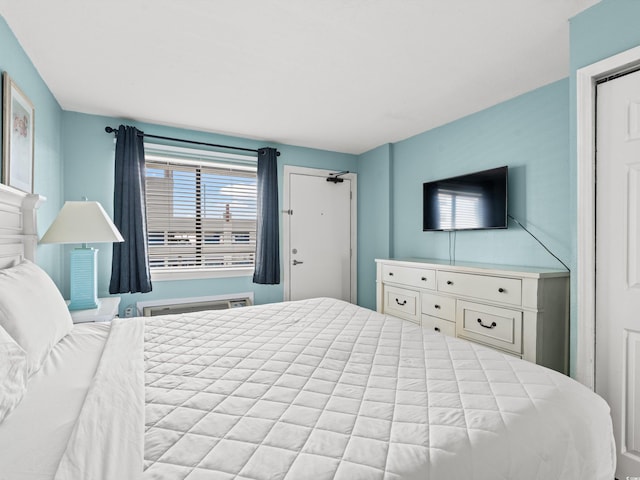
{"left": 596, "top": 68, "right": 640, "bottom": 478}
{"left": 283, "top": 166, "right": 356, "bottom": 302}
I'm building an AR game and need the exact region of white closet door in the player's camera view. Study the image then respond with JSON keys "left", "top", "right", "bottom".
{"left": 596, "top": 67, "right": 640, "bottom": 479}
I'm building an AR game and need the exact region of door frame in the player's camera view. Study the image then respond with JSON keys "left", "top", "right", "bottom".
{"left": 282, "top": 165, "right": 358, "bottom": 303}
{"left": 576, "top": 44, "right": 640, "bottom": 389}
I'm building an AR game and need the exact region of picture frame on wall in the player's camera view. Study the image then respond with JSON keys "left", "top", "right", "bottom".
{"left": 2, "top": 72, "right": 34, "bottom": 193}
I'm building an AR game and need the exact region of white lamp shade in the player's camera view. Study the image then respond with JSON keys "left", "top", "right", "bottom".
{"left": 40, "top": 201, "right": 124, "bottom": 244}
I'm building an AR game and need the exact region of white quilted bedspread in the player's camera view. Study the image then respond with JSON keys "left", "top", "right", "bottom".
{"left": 141, "top": 298, "right": 615, "bottom": 480}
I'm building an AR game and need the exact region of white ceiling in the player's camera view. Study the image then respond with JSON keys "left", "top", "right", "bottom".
{"left": 1, "top": 0, "right": 598, "bottom": 155}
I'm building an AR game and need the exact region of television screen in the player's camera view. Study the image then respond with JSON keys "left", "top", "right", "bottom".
{"left": 423, "top": 166, "right": 508, "bottom": 231}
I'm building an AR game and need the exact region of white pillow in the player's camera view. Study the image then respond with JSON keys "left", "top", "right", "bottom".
{"left": 0, "top": 324, "right": 28, "bottom": 423}
{"left": 0, "top": 260, "right": 72, "bottom": 376}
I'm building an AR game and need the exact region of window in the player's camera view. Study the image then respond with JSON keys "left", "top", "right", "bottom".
{"left": 144, "top": 146, "right": 257, "bottom": 279}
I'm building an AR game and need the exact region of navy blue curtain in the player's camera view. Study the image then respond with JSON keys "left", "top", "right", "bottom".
{"left": 253, "top": 147, "right": 280, "bottom": 284}
{"left": 109, "top": 125, "right": 152, "bottom": 294}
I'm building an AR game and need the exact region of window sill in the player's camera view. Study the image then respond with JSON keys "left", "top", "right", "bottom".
{"left": 150, "top": 267, "right": 254, "bottom": 282}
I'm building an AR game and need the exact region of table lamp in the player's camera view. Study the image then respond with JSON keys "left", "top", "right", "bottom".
{"left": 40, "top": 200, "right": 124, "bottom": 310}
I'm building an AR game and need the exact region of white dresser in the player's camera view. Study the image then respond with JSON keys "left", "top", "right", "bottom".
{"left": 376, "top": 258, "right": 569, "bottom": 374}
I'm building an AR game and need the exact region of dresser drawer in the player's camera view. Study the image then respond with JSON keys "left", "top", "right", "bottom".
{"left": 382, "top": 264, "right": 436, "bottom": 290}
{"left": 456, "top": 301, "right": 523, "bottom": 354}
{"left": 437, "top": 271, "right": 522, "bottom": 306}
{"left": 422, "top": 314, "right": 456, "bottom": 337}
{"left": 384, "top": 285, "right": 420, "bottom": 323}
{"left": 421, "top": 292, "right": 455, "bottom": 321}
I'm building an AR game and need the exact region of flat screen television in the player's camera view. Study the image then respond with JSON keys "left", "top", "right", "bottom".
{"left": 423, "top": 166, "right": 508, "bottom": 231}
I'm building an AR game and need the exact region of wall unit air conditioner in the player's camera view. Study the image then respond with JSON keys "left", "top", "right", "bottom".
{"left": 136, "top": 293, "right": 253, "bottom": 317}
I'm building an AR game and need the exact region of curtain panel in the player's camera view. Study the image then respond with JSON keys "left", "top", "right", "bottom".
{"left": 253, "top": 147, "right": 280, "bottom": 284}
{"left": 109, "top": 125, "right": 152, "bottom": 294}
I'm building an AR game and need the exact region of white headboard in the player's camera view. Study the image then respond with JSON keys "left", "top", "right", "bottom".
{"left": 0, "top": 184, "right": 45, "bottom": 269}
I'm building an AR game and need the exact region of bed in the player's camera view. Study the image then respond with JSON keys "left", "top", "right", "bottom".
{"left": 0, "top": 185, "right": 617, "bottom": 479}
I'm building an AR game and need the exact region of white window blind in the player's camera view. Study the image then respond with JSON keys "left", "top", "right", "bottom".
{"left": 145, "top": 152, "right": 257, "bottom": 274}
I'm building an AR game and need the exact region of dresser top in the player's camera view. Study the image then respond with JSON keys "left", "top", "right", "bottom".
{"left": 375, "top": 257, "right": 569, "bottom": 278}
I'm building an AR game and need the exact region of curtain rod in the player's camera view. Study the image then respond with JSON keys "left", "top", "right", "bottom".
{"left": 104, "top": 126, "right": 280, "bottom": 156}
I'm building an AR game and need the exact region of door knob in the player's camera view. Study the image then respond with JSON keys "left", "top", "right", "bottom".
{"left": 292, "top": 259, "right": 304, "bottom": 265}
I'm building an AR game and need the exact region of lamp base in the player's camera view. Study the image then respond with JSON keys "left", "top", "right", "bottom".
{"left": 68, "top": 247, "right": 100, "bottom": 311}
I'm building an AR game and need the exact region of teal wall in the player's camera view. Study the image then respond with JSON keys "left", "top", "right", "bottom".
{"left": 570, "top": 0, "right": 640, "bottom": 70}
{"left": 568, "top": 0, "right": 640, "bottom": 375}
{"left": 357, "top": 80, "right": 571, "bottom": 281}
{"left": 0, "top": 17, "right": 64, "bottom": 284}
{"left": 390, "top": 79, "right": 570, "bottom": 268}
{"left": 61, "top": 112, "right": 357, "bottom": 313}
{"left": 356, "top": 143, "right": 392, "bottom": 309}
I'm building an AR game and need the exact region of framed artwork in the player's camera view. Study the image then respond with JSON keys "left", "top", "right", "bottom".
{"left": 2, "top": 72, "right": 34, "bottom": 193}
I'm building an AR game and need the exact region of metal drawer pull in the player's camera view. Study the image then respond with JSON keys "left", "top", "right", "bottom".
{"left": 477, "top": 318, "right": 497, "bottom": 329}
{"left": 434, "top": 304, "right": 441, "bottom": 309}
{"left": 395, "top": 298, "right": 407, "bottom": 306}
{"left": 434, "top": 327, "right": 440, "bottom": 332}
{"left": 421, "top": 276, "right": 427, "bottom": 281}
{"left": 498, "top": 287, "right": 505, "bottom": 293}
{"left": 446, "top": 280, "right": 453, "bottom": 285}
{"left": 388, "top": 272, "right": 394, "bottom": 276}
